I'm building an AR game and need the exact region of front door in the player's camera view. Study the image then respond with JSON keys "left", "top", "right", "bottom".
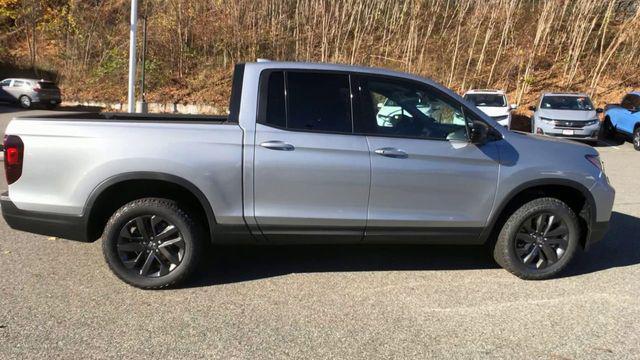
{"left": 253, "top": 70, "right": 370, "bottom": 242}
{"left": 354, "top": 76, "right": 500, "bottom": 243}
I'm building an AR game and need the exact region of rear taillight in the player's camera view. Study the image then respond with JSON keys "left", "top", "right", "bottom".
{"left": 3, "top": 135, "right": 24, "bottom": 184}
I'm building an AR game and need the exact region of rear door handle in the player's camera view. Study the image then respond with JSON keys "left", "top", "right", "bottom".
{"left": 374, "top": 147, "right": 408, "bottom": 159}
{"left": 260, "top": 140, "right": 295, "bottom": 151}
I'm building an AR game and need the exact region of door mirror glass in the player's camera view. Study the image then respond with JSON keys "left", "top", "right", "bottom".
{"left": 528, "top": 105, "right": 536, "bottom": 111}
{"left": 596, "top": 108, "right": 604, "bottom": 113}
{"left": 468, "top": 121, "right": 488, "bottom": 145}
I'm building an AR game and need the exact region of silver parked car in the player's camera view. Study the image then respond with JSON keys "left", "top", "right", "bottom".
{"left": 1, "top": 62, "right": 614, "bottom": 289}
{"left": 463, "top": 89, "right": 516, "bottom": 128}
{"left": 529, "top": 92, "right": 603, "bottom": 142}
{"left": 0, "top": 78, "right": 61, "bottom": 109}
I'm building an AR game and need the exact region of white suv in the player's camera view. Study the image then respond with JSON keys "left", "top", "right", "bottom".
{"left": 463, "top": 89, "right": 516, "bottom": 128}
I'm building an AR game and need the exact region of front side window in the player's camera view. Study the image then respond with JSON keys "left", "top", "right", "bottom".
{"left": 262, "top": 71, "right": 352, "bottom": 134}
{"left": 464, "top": 93, "right": 506, "bottom": 107}
{"left": 540, "top": 96, "right": 594, "bottom": 110}
{"left": 12, "top": 80, "right": 24, "bottom": 87}
{"left": 0, "top": 79, "right": 11, "bottom": 86}
{"left": 356, "top": 77, "right": 468, "bottom": 141}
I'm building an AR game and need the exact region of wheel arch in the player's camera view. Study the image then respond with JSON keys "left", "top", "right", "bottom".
{"left": 83, "top": 172, "right": 216, "bottom": 242}
{"left": 482, "top": 179, "right": 596, "bottom": 249}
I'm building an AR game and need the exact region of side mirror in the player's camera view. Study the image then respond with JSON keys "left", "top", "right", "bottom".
{"left": 528, "top": 105, "right": 536, "bottom": 111}
{"left": 596, "top": 108, "right": 604, "bottom": 113}
{"left": 377, "top": 102, "right": 384, "bottom": 109}
{"left": 469, "top": 122, "right": 488, "bottom": 145}
{"left": 510, "top": 103, "right": 517, "bottom": 110}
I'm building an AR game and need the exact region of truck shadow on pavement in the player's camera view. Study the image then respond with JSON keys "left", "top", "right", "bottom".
{"left": 186, "top": 211, "right": 639, "bottom": 287}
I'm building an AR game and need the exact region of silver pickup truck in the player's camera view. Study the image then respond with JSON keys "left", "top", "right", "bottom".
{"left": 1, "top": 62, "right": 615, "bottom": 289}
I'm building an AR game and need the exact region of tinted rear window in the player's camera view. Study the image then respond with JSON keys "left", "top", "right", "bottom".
{"left": 38, "top": 82, "right": 59, "bottom": 90}
{"left": 286, "top": 72, "right": 352, "bottom": 133}
{"left": 464, "top": 93, "right": 506, "bottom": 107}
{"left": 265, "top": 71, "right": 286, "bottom": 128}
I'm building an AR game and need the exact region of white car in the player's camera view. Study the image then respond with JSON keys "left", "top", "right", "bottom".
{"left": 463, "top": 89, "right": 516, "bottom": 128}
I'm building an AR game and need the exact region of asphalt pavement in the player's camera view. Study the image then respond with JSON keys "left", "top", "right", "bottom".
{"left": 0, "top": 105, "right": 638, "bottom": 359}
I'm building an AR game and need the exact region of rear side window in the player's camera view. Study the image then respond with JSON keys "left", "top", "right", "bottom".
{"left": 621, "top": 95, "right": 637, "bottom": 110}
{"left": 262, "top": 71, "right": 352, "bottom": 134}
{"left": 38, "top": 81, "right": 58, "bottom": 90}
{"left": 286, "top": 72, "right": 352, "bottom": 133}
{"left": 265, "top": 71, "right": 286, "bottom": 128}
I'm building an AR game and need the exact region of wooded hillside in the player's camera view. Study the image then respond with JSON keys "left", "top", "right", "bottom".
{"left": 1, "top": 0, "right": 639, "bottom": 111}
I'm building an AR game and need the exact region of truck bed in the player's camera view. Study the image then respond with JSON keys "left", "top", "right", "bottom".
{"left": 21, "top": 112, "right": 230, "bottom": 123}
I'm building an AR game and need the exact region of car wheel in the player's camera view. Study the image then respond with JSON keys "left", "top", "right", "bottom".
{"left": 493, "top": 197, "right": 579, "bottom": 280}
{"left": 19, "top": 95, "right": 31, "bottom": 109}
{"left": 102, "top": 197, "right": 205, "bottom": 289}
{"left": 634, "top": 126, "right": 640, "bottom": 151}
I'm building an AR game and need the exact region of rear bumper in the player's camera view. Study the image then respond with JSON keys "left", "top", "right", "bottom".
{"left": 1, "top": 192, "right": 88, "bottom": 241}
{"left": 32, "top": 94, "right": 61, "bottom": 104}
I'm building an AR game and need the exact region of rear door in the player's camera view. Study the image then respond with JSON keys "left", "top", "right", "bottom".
{"left": 252, "top": 70, "right": 370, "bottom": 242}
{"left": 354, "top": 75, "right": 500, "bottom": 243}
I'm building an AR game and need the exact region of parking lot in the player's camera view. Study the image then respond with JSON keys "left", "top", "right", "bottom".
{"left": 0, "top": 106, "right": 638, "bottom": 359}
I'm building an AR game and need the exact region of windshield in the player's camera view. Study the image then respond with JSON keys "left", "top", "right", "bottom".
{"left": 464, "top": 93, "right": 506, "bottom": 107}
{"left": 540, "top": 96, "right": 593, "bottom": 110}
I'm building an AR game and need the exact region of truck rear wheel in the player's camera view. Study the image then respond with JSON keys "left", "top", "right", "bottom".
{"left": 492, "top": 197, "right": 580, "bottom": 280}
{"left": 102, "top": 197, "right": 204, "bottom": 289}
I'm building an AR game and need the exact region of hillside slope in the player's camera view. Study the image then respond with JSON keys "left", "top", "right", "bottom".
{"left": 1, "top": 0, "right": 639, "bottom": 113}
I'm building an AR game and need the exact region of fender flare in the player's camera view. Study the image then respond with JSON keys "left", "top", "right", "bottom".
{"left": 83, "top": 171, "right": 217, "bottom": 239}
{"left": 480, "top": 178, "right": 596, "bottom": 244}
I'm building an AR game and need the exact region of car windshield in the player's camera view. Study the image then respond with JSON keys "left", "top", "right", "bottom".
{"left": 541, "top": 96, "right": 593, "bottom": 110}
{"left": 464, "top": 93, "right": 506, "bottom": 107}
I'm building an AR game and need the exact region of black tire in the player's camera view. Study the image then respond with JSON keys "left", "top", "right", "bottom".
{"left": 633, "top": 126, "right": 640, "bottom": 151}
{"left": 18, "top": 95, "right": 31, "bottom": 109}
{"left": 102, "top": 198, "right": 204, "bottom": 289}
{"left": 601, "top": 117, "right": 614, "bottom": 139}
{"left": 493, "top": 197, "right": 580, "bottom": 280}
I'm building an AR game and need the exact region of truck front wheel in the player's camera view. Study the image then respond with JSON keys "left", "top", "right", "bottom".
{"left": 102, "top": 197, "right": 204, "bottom": 289}
{"left": 492, "top": 197, "right": 580, "bottom": 280}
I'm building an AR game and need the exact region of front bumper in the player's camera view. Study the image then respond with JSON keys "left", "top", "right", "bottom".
{"left": 1, "top": 192, "right": 88, "bottom": 241}
{"left": 536, "top": 120, "right": 601, "bottom": 140}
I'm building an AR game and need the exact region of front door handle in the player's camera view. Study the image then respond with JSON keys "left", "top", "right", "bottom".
{"left": 260, "top": 140, "right": 295, "bottom": 151}
{"left": 374, "top": 147, "right": 408, "bottom": 159}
